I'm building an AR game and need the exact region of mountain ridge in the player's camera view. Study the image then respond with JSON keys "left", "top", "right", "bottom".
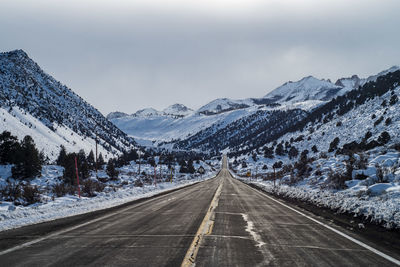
{"left": 109, "top": 66, "right": 400, "bottom": 149}
{"left": 0, "top": 49, "right": 135, "bottom": 159}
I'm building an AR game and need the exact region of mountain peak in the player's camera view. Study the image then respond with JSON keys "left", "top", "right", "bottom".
{"left": 106, "top": 111, "right": 129, "bottom": 120}
{"left": 0, "top": 49, "right": 135, "bottom": 158}
{"left": 197, "top": 98, "right": 252, "bottom": 115}
{"left": 133, "top": 108, "right": 162, "bottom": 117}
{"left": 1, "top": 49, "right": 28, "bottom": 57}
{"left": 264, "top": 75, "right": 341, "bottom": 103}
{"left": 163, "top": 103, "right": 193, "bottom": 116}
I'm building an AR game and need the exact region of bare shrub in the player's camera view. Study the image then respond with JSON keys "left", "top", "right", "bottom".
{"left": 375, "top": 163, "right": 389, "bottom": 183}
{"left": 320, "top": 152, "right": 328, "bottom": 159}
{"left": 52, "top": 182, "right": 72, "bottom": 197}
{"left": 287, "top": 173, "right": 302, "bottom": 185}
{"left": 142, "top": 176, "right": 153, "bottom": 185}
{"left": 0, "top": 181, "right": 22, "bottom": 203}
{"left": 81, "top": 179, "right": 105, "bottom": 197}
{"left": 281, "top": 164, "right": 294, "bottom": 175}
{"left": 21, "top": 184, "right": 41, "bottom": 205}
{"left": 327, "top": 169, "right": 350, "bottom": 189}
{"left": 314, "top": 169, "right": 322, "bottom": 176}
{"left": 355, "top": 153, "right": 368, "bottom": 169}
{"left": 134, "top": 179, "right": 144, "bottom": 187}
{"left": 97, "top": 177, "right": 109, "bottom": 183}
{"left": 354, "top": 173, "right": 368, "bottom": 180}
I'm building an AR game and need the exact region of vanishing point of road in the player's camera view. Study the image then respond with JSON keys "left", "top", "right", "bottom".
{"left": 0, "top": 156, "right": 399, "bottom": 266}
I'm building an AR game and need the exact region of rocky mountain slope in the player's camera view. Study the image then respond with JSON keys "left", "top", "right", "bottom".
{"left": 109, "top": 67, "right": 399, "bottom": 153}
{"left": 0, "top": 49, "right": 135, "bottom": 160}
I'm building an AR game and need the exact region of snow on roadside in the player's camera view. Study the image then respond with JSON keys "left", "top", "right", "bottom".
{"left": 0, "top": 159, "right": 217, "bottom": 234}
{"left": 233, "top": 174, "right": 400, "bottom": 229}
{"left": 0, "top": 173, "right": 216, "bottom": 232}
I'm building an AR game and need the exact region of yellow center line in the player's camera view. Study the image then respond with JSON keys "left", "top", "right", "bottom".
{"left": 181, "top": 178, "right": 224, "bottom": 267}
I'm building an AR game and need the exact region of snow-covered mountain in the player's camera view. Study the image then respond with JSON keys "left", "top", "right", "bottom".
{"left": 163, "top": 103, "right": 193, "bottom": 117}
{"left": 106, "top": 111, "right": 129, "bottom": 120}
{"left": 227, "top": 68, "right": 400, "bottom": 230}
{"left": 0, "top": 49, "right": 135, "bottom": 160}
{"left": 264, "top": 76, "right": 345, "bottom": 103}
{"left": 133, "top": 108, "right": 163, "bottom": 118}
{"left": 197, "top": 98, "right": 254, "bottom": 115}
{"left": 108, "top": 66, "right": 399, "bottom": 155}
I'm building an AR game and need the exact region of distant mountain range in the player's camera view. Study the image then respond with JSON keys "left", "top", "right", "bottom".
{"left": 109, "top": 65, "right": 399, "bottom": 154}
{"left": 1, "top": 48, "right": 398, "bottom": 159}
{"left": 0, "top": 49, "right": 135, "bottom": 160}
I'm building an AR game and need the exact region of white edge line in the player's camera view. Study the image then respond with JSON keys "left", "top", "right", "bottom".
{"left": 0, "top": 179, "right": 211, "bottom": 257}
{"left": 241, "top": 179, "right": 400, "bottom": 266}
{"left": 0, "top": 207, "right": 120, "bottom": 256}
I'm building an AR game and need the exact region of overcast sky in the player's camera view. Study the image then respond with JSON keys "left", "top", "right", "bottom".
{"left": 1, "top": 0, "right": 400, "bottom": 115}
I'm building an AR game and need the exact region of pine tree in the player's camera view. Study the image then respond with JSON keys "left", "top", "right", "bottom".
{"left": 56, "top": 145, "right": 67, "bottom": 166}
{"left": 12, "top": 136, "right": 42, "bottom": 179}
{"left": 148, "top": 157, "right": 156, "bottom": 167}
{"left": 0, "top": 131, "right": 20, "bottom": 164}
{"left": 63, "top": 153, "right": 77, "bottom": 185}
{"left": 311, "top": 145, "right": 318, "bottom": 153}
{"left": 263, "top": 146, "right": 274, "bottom": 159}
{"left": 187, "top": 159, "right": 195, "bottom": 174}
{"left": 179, "top": 159, "right": 187, "bottom": 173}
{"left": 87, "top": 150, "right": 95, "bottom": 170}
{"left": 106, "top": 159, "right": 119, "bottom": 180}
{"left": 275, "top": 143, "right": 285, "bottom": 156}
{"left": 97, "top": 153, "right": 105, "bottom": 169}
{"left": 328, "top": 137, "right": 340, "bottom": 152}
{"left": 288, "top": 146, "right": 299, "bottom": 160}
{"left": 78, "top": 149, "right": 90, "bottom": 179}
{"left": 378, "top": 131, "right": 390, "bottom": 144}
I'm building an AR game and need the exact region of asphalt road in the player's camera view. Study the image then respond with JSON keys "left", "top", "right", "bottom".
{"left": 0, "top": 157, "right": 399, "bottom": 266}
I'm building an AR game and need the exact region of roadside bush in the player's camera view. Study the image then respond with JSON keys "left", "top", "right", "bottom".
{"left": 134, "top": 179, "right": 144, "bottom": 187}
{"left": 0, "top": 181, "right": 21, "bottom": 203}
{"left": 106, "top": 159, "right": 119, "bottom": 180}
{"left": 314, "top": 169, "right": 322, "bottom": 176}
{"left": 375, "top": 163, "right": 389, "bottom": 183}
{"left": 52, "top": 182, "right": 72, "bottom": 197}
{"left": 81, "top": 179, "right": 105, "bottom": 197}
{"left": 327, "top": 169, "right": 349, "bottom": 189}
{"left": 355, "top": 153, "right": 368, "bottom": 169}
{"left": 354, "top": 173, "right": 368, "bottom": 180}
{"left": 21, "top": 184, "right": 41, "bottom": 205}
{"left": 98, "top": 177, "right": 109, "bottom": 183}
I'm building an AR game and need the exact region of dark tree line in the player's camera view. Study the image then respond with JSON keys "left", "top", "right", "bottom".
{"left": 0, "top": 131, "right": 44, "bottom": 179}
{"left": 56, "top": 145, "right": 105, "bottom": 184}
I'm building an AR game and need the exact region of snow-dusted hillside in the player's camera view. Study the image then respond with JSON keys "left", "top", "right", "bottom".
{"left": 196, "top": 98, "right": 254, "bottom": 115}
{"left": 109, "top": 67, "right": 399, "bottom": 151}
{"left": 229, "top": 69, "right": 400, "bottom": 228}
{"left": 163, "top": 103, "right": 193, "bottom": 117}
{"left": 0, "top": 107, "right": 114, "bottom": 161}
{"left": 0, "top": 49, "right": 135, "bottom": 159}
{"left": 111, "top": 106, "right": 259, "bottom": 146}
{"left": 264, "top": 76, "right": 347, "bottom": 103}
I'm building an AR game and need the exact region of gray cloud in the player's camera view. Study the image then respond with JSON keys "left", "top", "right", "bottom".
{"left": 1, "top": 0, "right": 400, "bottom": 114}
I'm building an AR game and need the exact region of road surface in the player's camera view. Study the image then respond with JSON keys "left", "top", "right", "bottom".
{"left": 0, "top": 157, "right": 399, "bottom": 266}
